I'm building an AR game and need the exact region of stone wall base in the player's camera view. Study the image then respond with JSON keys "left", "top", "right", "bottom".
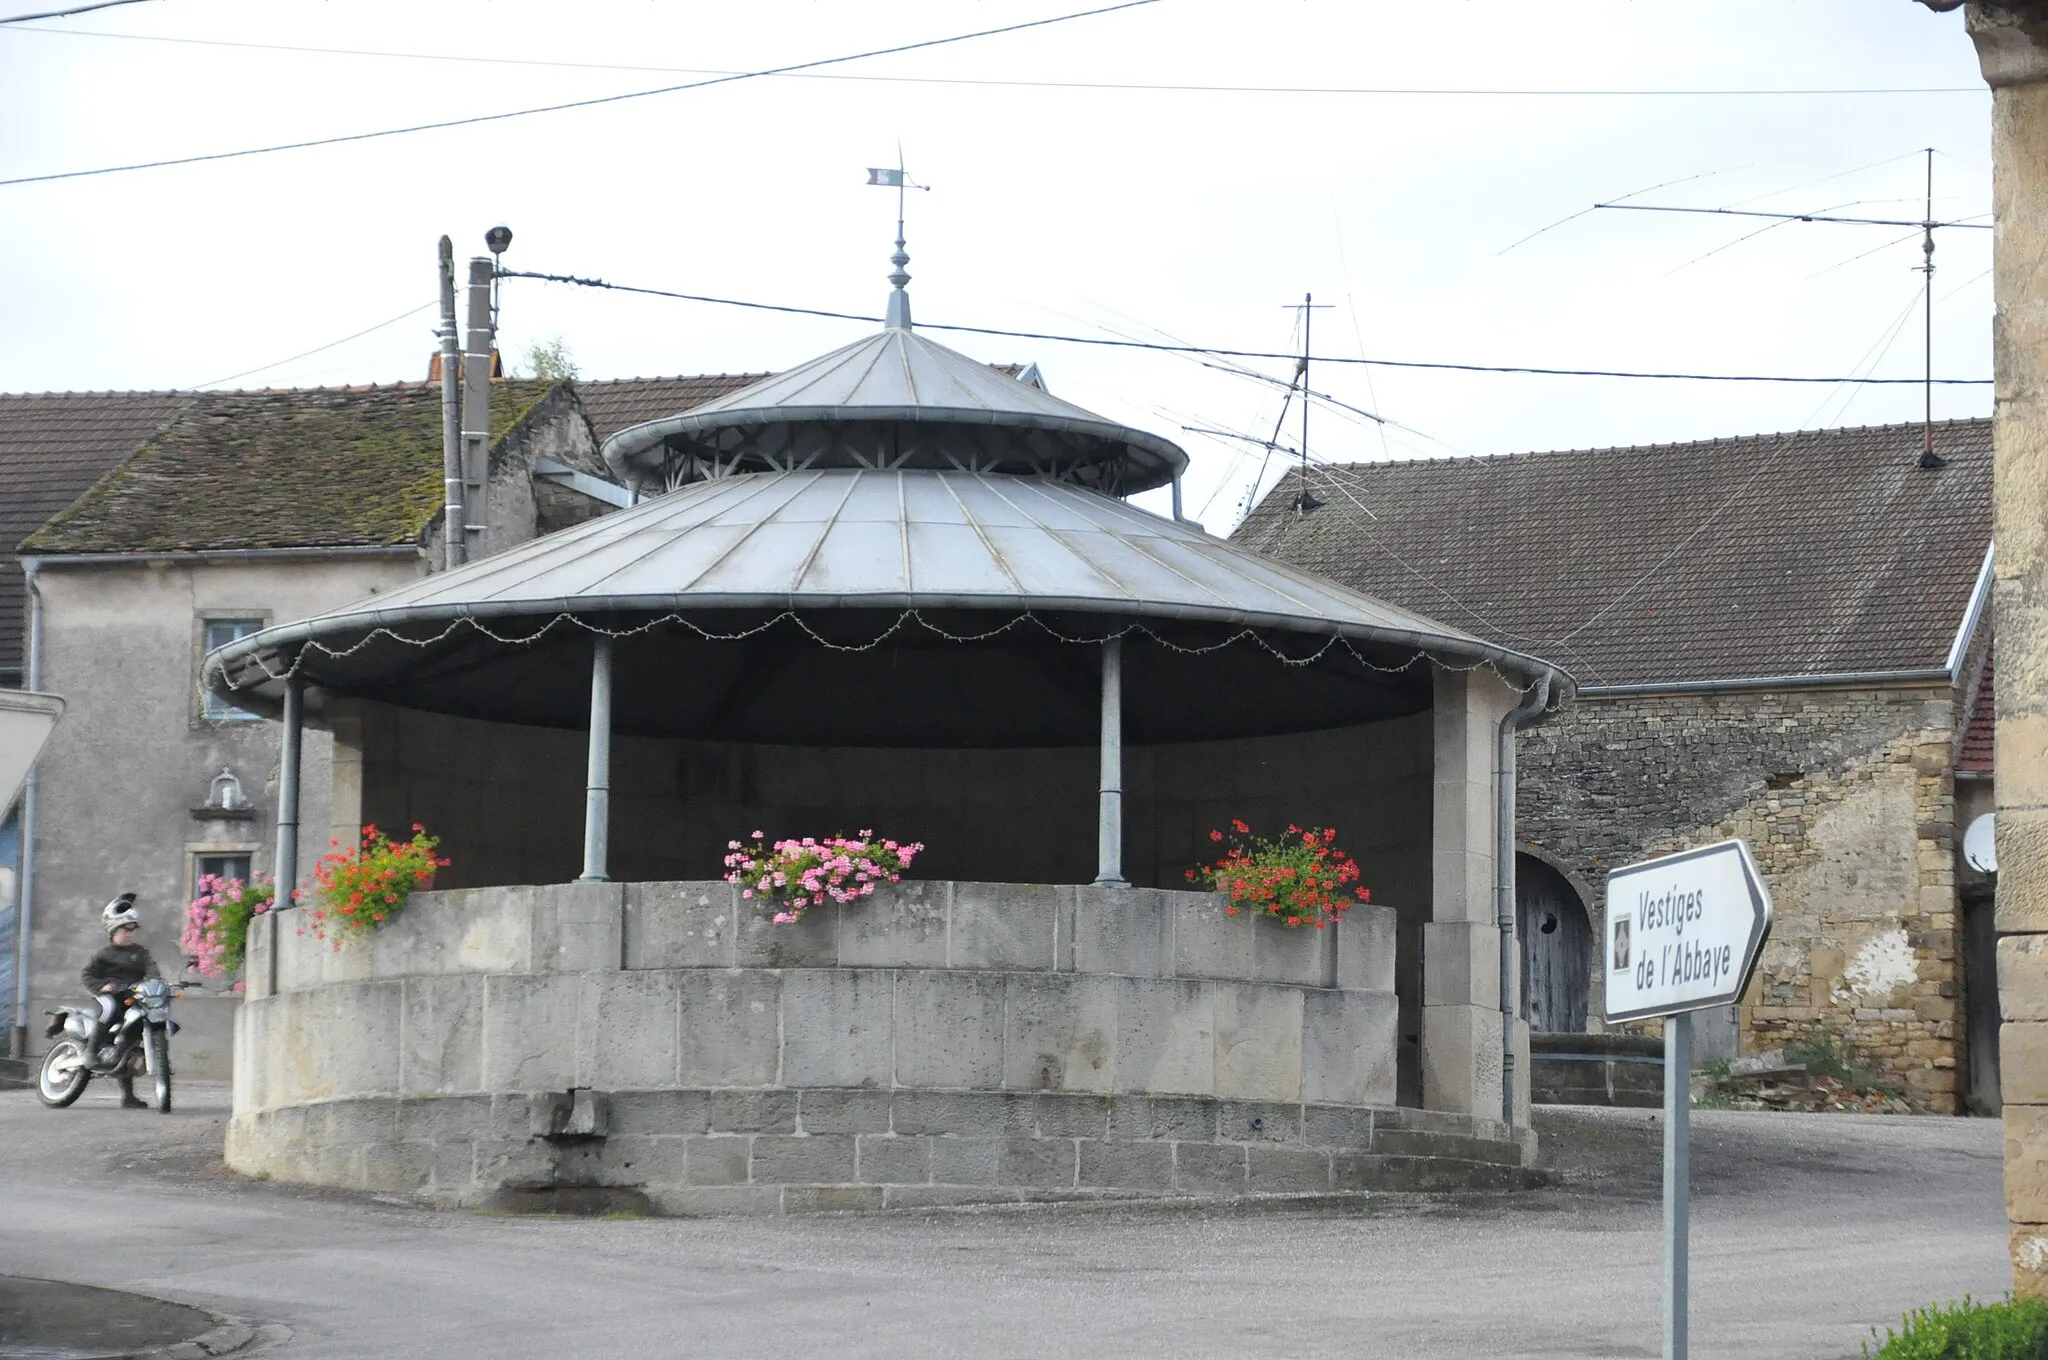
{"left": 226, "top": 1087, "right": 1541, "bottom": 1216}
{"left": 1529, "top": 1033, "right": 1663, "bottom": 1108}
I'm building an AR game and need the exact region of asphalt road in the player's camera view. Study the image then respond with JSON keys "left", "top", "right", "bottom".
{"left": 0, "top": 1080, "right": 2010, "bottom": 1359}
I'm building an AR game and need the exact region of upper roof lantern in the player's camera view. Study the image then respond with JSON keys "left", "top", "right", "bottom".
{"left": 602, "top": 230, "right": 1190, "bottom": 498}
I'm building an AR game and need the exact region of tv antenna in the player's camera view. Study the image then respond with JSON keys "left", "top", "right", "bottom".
{"left": 1283, "top": 293, "right": 1333, "bottom": 512}
{"left": 1596, "top": 149, "right": 1987, "bottom": 468}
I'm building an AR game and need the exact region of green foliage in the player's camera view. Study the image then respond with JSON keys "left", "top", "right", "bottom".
{"left": 520, "top": 337, "right": 579, "bottom": 381}
{"left": 1864, "top": 1295, "right": 2048, "bottom": 1359}
{"left": 1785, "top": 1031, "right": 1906, "bottom": 1100}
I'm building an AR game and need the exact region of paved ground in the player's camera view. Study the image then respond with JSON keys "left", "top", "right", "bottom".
{"left": 0, "top": 1080, "right": 2010, "bottom": 1359}
{"left": 0, "top": 1274, "right": 217, "bottom": 1357}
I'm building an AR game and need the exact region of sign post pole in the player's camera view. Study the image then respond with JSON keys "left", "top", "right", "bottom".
{"left": 1603, "top": 838, "right": 1772, "bottom": 1360}
{"left": 1662, "top": 1010, "right": 1690, "bottom": 1360}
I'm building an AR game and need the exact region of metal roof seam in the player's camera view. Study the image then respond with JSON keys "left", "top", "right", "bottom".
{"left": 938, "top": 473, "right": 1029, "bottom": 596}
{"left": 672, "top": 470, "right": 822, "bottom": 595}
{"left": 969, "top": 475, "right": 1139, "bottom": 601}
{"left": 790, "top": 472, "right": 865, "bottom": 594}
{"left": 1075, "top": 519, "right": 1241, "bottom": 612}
{"left": 896, "top": 470, "right": 913, "bottom": 592}
{"left": 923, "top": 336, "right": 999, "bottom": 411}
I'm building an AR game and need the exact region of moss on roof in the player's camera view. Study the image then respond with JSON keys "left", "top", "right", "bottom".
{"left": 21, "top": 381, "right": 557, "bottom": 554}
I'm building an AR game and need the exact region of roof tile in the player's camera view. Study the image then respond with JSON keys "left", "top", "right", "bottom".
{"left": 1231, "top": 420, "right": 1993, "bottom": 687}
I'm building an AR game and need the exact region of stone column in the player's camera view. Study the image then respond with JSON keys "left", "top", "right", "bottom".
{"left": 1423, "top": 663, "right": 1517, "bottom": 1121}
{"left": 325, "top": 698, "right": 367, "bottom": 856}
{"left": 1947, "top": 0, "right": 2048, "bottom": 1299}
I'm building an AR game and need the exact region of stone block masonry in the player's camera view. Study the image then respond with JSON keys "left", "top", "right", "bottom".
{"left": 1518, "top": 683, "right": 1966, "bottom": 1112}
{"left": 228, "top": 880, "right": 1532, "bottom": 1212}
{"left": 224, "top": 1086, "right": 1542, "bottom": 1214}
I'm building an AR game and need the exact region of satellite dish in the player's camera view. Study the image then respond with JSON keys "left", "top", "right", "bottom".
{"left": 1965, "top": 814, "right": 1998, "bottom": 875}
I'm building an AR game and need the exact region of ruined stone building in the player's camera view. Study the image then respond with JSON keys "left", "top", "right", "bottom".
{"left": 1235, "top": 419, "right": 1995, "bottom": 1113}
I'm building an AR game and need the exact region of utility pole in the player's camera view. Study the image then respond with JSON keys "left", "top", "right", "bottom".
{"left": 1283, "top": 293, "right": 1331, "bottom": 514}
{"left": 460, "top": 255, "right": 494, "bottom": 558}
{"left": 437, "top": 237, "right": 465, "bottom": 571}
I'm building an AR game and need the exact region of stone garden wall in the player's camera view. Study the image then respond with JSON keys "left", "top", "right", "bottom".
{"left": 1518, "top": 681, "right": 1966, "bottom": 1111}
{"left": 225, "top": 880, "right": 1535, "bottom": 1214}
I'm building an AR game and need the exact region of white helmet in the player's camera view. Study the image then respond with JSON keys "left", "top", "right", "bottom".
{"left": 102, "top": 893, "right": 139, "bottom": 938}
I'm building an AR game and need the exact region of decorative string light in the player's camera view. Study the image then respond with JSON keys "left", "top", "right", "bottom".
{"left": 207, "top": 607, "right": 1557, "bottom": 707}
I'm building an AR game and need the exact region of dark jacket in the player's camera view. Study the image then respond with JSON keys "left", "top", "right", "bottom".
{"left": 81, "top": 941, "right": 160, "bottom": 994}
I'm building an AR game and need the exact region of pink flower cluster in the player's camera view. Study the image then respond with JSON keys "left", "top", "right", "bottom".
{"left": 723, "top": 830, "right": 924, "bottom": 925}
{"left": 180, "top": 872, "right": 277, "bottom": 978}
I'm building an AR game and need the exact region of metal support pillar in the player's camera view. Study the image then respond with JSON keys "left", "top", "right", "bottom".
{"left": 271, "top": 673, "right": 303, "bottom": 996}
{"left": 578, "top": 634, "right": 614, "bottom": 884}
{"left": 275, "top": 673, "right": 303, "bottom": 901}
{"left": 1663, "top": 1010, "right": 1692, "bottom": 1360}
{"left": 1094, "top": 636, "right": 1127, "bottom": 887}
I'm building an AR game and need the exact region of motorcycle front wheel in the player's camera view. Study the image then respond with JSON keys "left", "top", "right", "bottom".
{"left": 144, "top": 1027, "right": 171, "bottom": 1114}
{"left": 37, "top": 1039, "right": 89, "bottom": 1108}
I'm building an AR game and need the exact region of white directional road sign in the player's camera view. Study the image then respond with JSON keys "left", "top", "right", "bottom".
{"left": 1604, "top": 839, "right": 1772, "bottom": 1025}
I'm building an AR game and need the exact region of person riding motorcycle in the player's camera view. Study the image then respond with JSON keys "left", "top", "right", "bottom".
{"left": 79, "top": 894, "right": 161, "bottom": 1109}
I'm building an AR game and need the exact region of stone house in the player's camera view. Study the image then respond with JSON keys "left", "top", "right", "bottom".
{"left": 1234, "top": 419, "right": 1995, "bottom": 1113}
{"left": 0, "top": 374, "right": 764, "bottom": 1070}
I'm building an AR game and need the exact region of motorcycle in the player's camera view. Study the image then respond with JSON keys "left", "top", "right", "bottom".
{"left": 37, "top": 977, "right": 190, "bottom": 1112}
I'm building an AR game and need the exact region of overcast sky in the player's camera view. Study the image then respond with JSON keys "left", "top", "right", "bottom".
{"left": 0, "top": 0, "right": 1996, "bottom": 525}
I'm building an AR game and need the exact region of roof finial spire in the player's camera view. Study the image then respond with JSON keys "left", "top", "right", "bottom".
{"left": 887, "top": 222, "right": 912, "bottom": 329}
{"left": 868, "top": 150, "right": 926, "bottom": 329}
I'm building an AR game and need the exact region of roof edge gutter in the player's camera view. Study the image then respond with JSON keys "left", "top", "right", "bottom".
{"left": 20, "top": 545, "right": 424, "bottom": 568}
{"left": 1946, "top": 540, "right": 1996, "bottom": 678}
{"left": 1580, "top": 668, "right": 1956, "bottom": 698}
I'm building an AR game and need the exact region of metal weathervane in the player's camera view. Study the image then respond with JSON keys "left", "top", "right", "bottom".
{"left": 867, "top": 155, "right": 931, "bottom": 329}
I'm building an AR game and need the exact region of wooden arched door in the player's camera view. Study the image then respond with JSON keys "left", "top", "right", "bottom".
{"left": 1517, "top": 853, "right": 1592, "bottom": 1033}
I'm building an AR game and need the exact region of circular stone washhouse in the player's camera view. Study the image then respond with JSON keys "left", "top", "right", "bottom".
{"left": 206, "top": 262, "right": 1573, "bottom": 1215}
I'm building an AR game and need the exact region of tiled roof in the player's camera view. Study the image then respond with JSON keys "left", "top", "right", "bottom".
{"left": 22, "top": 381, "right": 559, "bottom": 557}
{"left": 1231, "top": 419, "right": 1993, "bottom": 688}
{"left": 574, "top": 375, "right": 770, "bottom": 444}
{"left": 0, "top": 392, "right": 192, "bottom": 677}
{"left": 1960, "top": 648, "right": 1994, "bottom": 774}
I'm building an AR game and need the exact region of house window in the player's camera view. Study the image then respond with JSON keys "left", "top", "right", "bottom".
{"left": 201, "top": 619, "right": 263, "bottom": 720}
{"left": 194, "top": 851, "right": 254, "bottom": 892}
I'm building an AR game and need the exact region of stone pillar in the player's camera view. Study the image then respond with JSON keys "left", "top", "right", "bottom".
{"left": 1423, "top": 663, "right": 1516, "bottom": 1121}
{"left": 1949, "top": 0, "right": 2048, "bottom": 1299}
{"left": 325, "top": 698, "right": 366, "bottom": 856}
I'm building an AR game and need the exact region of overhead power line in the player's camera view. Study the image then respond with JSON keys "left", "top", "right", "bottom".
{"left": 0, "top": 0, "right": 150, "bottom": 24}
{"left": 496, "top": 268, "right": 1994, "bottom": 385}
{"left": 0, "top": 23, "right": 1985, "bottom": 96}
{"left": 0, "top": 0, "right": 1161, "bottom": 187}
{"left": 186, "top": 300, "right": 436, "bottom": 390}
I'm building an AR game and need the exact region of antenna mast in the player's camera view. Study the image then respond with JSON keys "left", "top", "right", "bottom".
{"left": 1921, "top": 148, "right": 1946, "bottom": 469}
{"left": 1594, "top": 148, "right": 1978, "bottom": 469}
{"left": 1284, "top": 292, "right": 1332, "bottom": 514}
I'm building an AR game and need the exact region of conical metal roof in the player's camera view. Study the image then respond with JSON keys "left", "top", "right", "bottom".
{"left": 601, "top": 327, "right": 1190, "bottom": 497}
{"left": 206, "top": 469, "right": 1569, "bottom": 744}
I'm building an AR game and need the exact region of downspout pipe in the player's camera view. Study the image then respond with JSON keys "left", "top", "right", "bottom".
{"left": 438, "top": 236, "right": 465, "bottom": 572}
{"left": 1498, "top": 671, "right": 1554, "bottom": 1128}
{"left": 11, "top": 559, "right": 45, "bottom": 1055}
